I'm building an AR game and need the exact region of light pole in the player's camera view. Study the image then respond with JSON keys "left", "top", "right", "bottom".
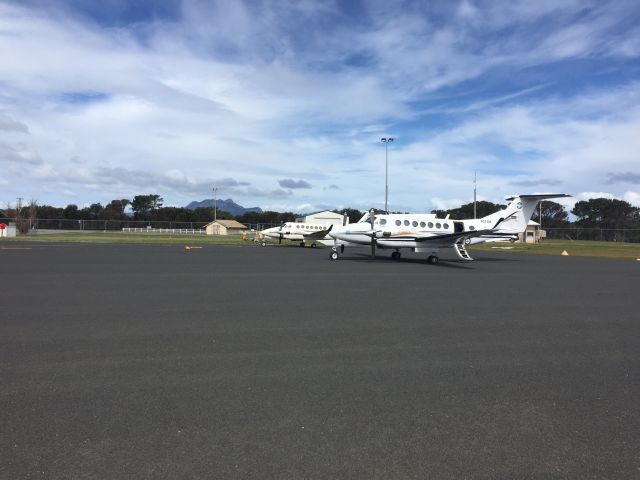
{"left": 212, "top": 187, "right": 218, "bottom": 222}
{"left": 473, "top": 171, "right": 477, "bottom": 219}
{"left": 381, "top": 138, "right": 394, "bottom": 212}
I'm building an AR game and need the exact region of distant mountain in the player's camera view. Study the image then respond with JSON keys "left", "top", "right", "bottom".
{"left": 185, "top": 198, "right": 262, "bottom": 216}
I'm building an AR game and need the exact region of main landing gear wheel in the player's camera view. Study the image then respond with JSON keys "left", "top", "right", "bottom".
{"left": 260, "top": 241, "right": 267, "bottom": 247}
{"left": 427, "top": 255, "right": 439, "bottom": 265}
{"left": 299, "top": 241, "right": 305, "bottom": 248}
{"left": 311, "top": 242, "right": 317, "bottom": 248}
{"left": 330, "top": 251, "right": 339, "bottom": 260}
{"left": 391, "top": 251, "right": 401, "bottom": 260}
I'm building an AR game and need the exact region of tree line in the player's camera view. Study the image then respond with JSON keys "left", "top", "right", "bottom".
{"left": 3, "top": 194, "right": 639, "bottom": 232}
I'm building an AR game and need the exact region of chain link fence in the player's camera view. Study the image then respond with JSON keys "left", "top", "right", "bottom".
{"left": 4, "top": 217, "right": 638, "bottom": 242}
{"left": 545, "top": 227, "right": 640, "bottom": 243}
{"left": 0, "top": 217, "right": 281, "bottom": 233}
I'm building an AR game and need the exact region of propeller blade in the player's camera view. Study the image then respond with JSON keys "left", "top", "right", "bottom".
{"left": 369, "top": 209, "right": 376, "bottom": 258}
{"left": 278, "top": 233, "right": 283, "bottom": 244}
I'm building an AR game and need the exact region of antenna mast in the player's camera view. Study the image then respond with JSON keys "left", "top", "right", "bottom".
{"left": 473, "top": 172, "right": 477, "bottom": 219}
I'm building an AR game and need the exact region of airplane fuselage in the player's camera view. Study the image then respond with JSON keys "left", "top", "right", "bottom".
{"left": 330, "top": 211, "right": 520, "bottom": 248}
{"left": 261, "top": 222, "right": 333, "bottom": 242}
{"left": 331, "top": 214, "right": 463, "bottom": 248}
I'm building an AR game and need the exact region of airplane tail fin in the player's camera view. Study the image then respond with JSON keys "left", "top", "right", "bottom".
{"left": 481, "top": 194, "right": 571, "bottom": 234}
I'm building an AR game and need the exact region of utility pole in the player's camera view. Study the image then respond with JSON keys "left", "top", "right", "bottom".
{"left": 213, "top": 187, "right": 218, "bottom": 222}
{"left": 381, "top": 138, "right": 394, "bottom": 212}
{"left": 538, "top": 201, "right": 544, "bottom": 244}
{"left": 473, "top": 172, "right": 477, "bottom": 219}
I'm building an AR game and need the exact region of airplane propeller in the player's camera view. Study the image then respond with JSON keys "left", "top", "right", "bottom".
{"left": 368, "top": 208, "right": 376, "bottom": 258}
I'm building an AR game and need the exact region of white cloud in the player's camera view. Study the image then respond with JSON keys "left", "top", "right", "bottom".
{"left": 1, "top": 0, "right": 639, "bottom": 211}
{"left": 430, "top": 197, "right": 467, "bottom": 211}
{"left": 623, "top": 191, "right": 640, "bottom": 207}
{"left": 0, "top": 142, "right": 42, "bottom": 164}
{"left": 0, "top": 115, "right": 29, "bottom": 133}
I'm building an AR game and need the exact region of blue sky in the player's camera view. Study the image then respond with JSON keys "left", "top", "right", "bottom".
{"left": 1, "top": 0, "right": 640, "bottom": 213}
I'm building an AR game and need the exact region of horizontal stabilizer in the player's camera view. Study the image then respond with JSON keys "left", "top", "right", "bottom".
{"left": 504, "top": 193, "right": 571, "bottom": 202}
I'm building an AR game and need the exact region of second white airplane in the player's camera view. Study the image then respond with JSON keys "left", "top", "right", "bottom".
{"left": 260, "top": 221, "right": 340, "bottom": 248}
{"left": 328, "top": 194, "right": 570, "bottom": 263}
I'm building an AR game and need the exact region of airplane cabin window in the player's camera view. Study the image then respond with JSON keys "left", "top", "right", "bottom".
{"left": 436, "top": 223, "right": 442, "bottom": 229}
{"left": 380, "top": 219, "right": 387, "bottom": 225}
{"left": 428, "top": 222, "right": 434, "bottom": 228}
{"left": 420, "top": 222, "right": 426, "bottom": 227}
{"left": 412, "top": 221, "right": 418, "bottom": 227}
{"left": 443, "top": 223, "right": 449, "bottom": 229}
{"left": 404, "top": 220, "right": 410, "bottom": 226}
{"left": 395, "top": 220, "right": 401, "bottom": 226}
{"left": 469, "top": 226, "right": 475, "bottom": 230}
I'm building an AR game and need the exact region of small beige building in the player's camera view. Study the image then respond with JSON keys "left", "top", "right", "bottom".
{"left": 519, "top": 220, "right": 546, "bottom": 243}
{"left": 205, "top": 219, "right": 248, "bottom": 235}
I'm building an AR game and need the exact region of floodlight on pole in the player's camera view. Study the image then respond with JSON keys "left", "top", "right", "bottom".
{"left": 381, "top": 137, "right": 394, "bottom": 212}
{"left": 213, "top": 187, "right": 218, "bottom": 222}
{"left": 473, "top": 171, "right": 477, "bottom": 219}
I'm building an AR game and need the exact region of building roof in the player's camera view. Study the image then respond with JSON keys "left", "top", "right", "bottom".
{"left": 206, "top": 219, "right": 248, "bottom": 229}
{"left": 300, "top": 209, "right": 344, "bottom": 217}
{"left": 295, "top": 210, "right": 345, "bottom": 222}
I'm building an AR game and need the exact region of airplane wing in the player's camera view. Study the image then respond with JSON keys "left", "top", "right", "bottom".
{"left": 303, "top": 225, "right": 333, "bottom": 240}
{"left": 413, "top": 228, "right": 494, "bottom": 244}
{"left": 409, "top": 215, "right": 511, "bottom": 246}
{"left": 375, "top": 227, "right": 496, "bottom": 247}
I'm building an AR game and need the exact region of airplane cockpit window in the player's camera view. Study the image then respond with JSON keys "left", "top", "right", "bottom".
{"left": 395, "top": 220, "right": 401, "bottom": 226}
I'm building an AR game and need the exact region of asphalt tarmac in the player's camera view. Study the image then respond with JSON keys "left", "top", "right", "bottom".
{"left": 1, "top": 242, "right": 639, "bottom": 479}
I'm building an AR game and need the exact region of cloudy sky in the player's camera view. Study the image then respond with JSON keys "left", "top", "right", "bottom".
{"left": 1, "top": 0, "right": 639, "bottom": 213}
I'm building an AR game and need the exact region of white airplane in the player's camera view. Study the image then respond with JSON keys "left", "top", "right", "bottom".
{"left": 259, "top": 221, "right": 339, "bottom": 248}
{"left": 328, "top": 194, "right": 571, "bottom": 263}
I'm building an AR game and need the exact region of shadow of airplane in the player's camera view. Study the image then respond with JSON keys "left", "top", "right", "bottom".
{"left": 337, "top": 252, "right": 476, "bottom": 269}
